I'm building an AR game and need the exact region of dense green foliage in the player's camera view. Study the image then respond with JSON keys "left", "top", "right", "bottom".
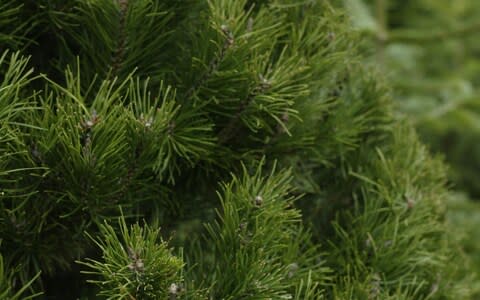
{"left": 0, "top": 0, "right": 477, "bottom": 299}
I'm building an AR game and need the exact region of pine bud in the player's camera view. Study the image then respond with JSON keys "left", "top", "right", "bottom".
{"left": 287, "top": 262, "right": 299, "bottom": 278}
{"left": 220, "top": 24, "right": 229, "bottom": 34}
{"left": 127, "top": 259, "right": 144, "bottom": 272}
{"left": 169, "top": 283, "right": 179, "bottom": 294}
{"left": 127, "top": 247, "right": 144, "bottom": 272}
{"left": 369, "top": 273, "right": 381, "bottom": 299}
{"left": 258, "top": 74, "right": 271, "bottom": 91}
{"left": 254, "top": 195, "right": 263, "bottom": 206}
{"left": 169, "top": 283, "right": 184, "bottom": 300}
{"left": 81, "top": 110, "right": 100, "bottom": 130}
{"left": 407, "top": 197, "right": 414, "bottom": 209}
{"left": 220, "top": 24, "right": 234, "bottom": 46}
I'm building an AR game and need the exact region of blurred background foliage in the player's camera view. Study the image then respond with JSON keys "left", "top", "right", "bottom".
{"left": 345, "top": 0, "right": 480, "bottom": 197}
{"left": 343, "top": 0, "right": 480, "bottom": 286}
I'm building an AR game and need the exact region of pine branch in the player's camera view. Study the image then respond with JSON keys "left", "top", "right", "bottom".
{"left": 79, "top": 215, "right": 184, "bottom": 299}
{"left": 53, "top": 0, "right": 177, "bottom": 87}
{"left": 0, "top": 51, "right": 35, "bottom": 123}
{"left": 110, "top": 0, "right": 129, "bottom": 78}
{"left": 0, "top": 253, "right": 42, "bottom": 300}
{"left": 191, "top": 162, "right": 329, "bottom": 298}
{"left": 128, "top": 79, "right": 215, "bottom": 182}
{"left": 0, "top": 1, "right": 28, "bottom": 49}
{"left": 111, "top": 163, "right": 136, "bottom": 205}
{"left": 184, "top": 25, "right": 234, "bottom": 101}
{"left": 1, "top": 1, "right": 476, "bottom": 298}
{"left": 217, "top": 76, "right": 271, "bottom": 144}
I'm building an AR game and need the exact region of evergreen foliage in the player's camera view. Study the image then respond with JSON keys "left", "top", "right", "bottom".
{"left": 0, "top": 252, "right": 42, "bottom": 300}
{"left": 0, "top": 0, "right": 477, "bottom": 299}
{"left": 79, "top": 215, "right": 184, "bottom": 299}
{"left": 446, "top": 193, "right": 480, "bottom": 293}
{"left": 343, "top": 1, "right": 480, "bottom": 293}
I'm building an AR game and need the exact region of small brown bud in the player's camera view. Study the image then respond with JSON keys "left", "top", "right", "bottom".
{"left": 136, "top": 259, "right": 144, "bottom": 270}
{"left": 407, "top": 198, "right": 414, "bottom": 209}
{"left": 169, "top": 283, "right": 181, "bottom": 300}
{"left": 287, "top": 262, "right": 299, "bottom": 278}
{"left": 169, "top": 283, "right": 179, "bottom": 294}
{"left": 258, "top": 74, "right": 271, "bottom": 91}
{"left": 127, "top": 258, "right": 144, "bottom": 272}
{"left": 219, "top": 25, "right": 234, "bottom": 45}
{"left": 220, "top": 24, "right": 229, "bottom": 33}
{"left": 254, "top": 195, "right": 263, "bottom": 206}
{"left": 127, "top": 247, "right": 137, "bottom": 260}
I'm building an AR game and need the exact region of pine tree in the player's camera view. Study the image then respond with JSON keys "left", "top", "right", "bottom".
{"left": 0, "top": 0, "right": 477, "bottom": 299}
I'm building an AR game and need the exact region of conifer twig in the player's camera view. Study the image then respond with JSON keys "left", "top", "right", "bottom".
{"left": 217, "top": 78, "right": 270, "bottom": 144}
{"left": 184, "top": 25, "right": 234, "bottom": 100}
{"left": 217, "top": 91, "right": 255, "bottom": 144}
{"left": 113, "top": 165, "right": 136, "bottom": 204}
{"left": 110, "top": 0, "right": 129, "bottom": 77}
